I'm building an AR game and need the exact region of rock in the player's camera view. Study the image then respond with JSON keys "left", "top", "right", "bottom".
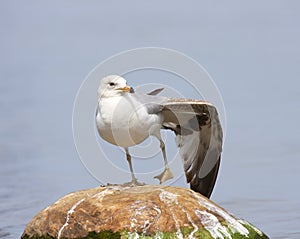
{"left": 22, "top": 185, "right": 268, "bottom": 239}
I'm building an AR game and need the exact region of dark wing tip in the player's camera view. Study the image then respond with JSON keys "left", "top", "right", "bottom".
{"left": 147, "top": 88, "right": 164, "bottom": 96}
{"left": 190, "top": 156, "right": 221, "bottom": 198}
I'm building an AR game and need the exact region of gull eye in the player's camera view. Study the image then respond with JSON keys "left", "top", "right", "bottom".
{"left": 109, "top": 82, "right": 115, "bottom": 87}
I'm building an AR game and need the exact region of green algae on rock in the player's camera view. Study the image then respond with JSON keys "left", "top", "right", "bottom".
{"left": 21, "top": 185, "right": 269, "bottom": 239}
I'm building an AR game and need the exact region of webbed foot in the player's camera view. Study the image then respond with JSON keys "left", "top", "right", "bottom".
{"left": 122, "top": 178, "right": 145, "bottom": 187}
{"left": 154, "top": 167, "right": 174, "bottom": 184}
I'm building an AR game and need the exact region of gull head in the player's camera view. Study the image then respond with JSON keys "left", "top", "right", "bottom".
{"left": 98, "top": 75, "right": 132, "bottom": 98}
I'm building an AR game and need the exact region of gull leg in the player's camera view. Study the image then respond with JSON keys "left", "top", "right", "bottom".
{"left": 154, "top": 139, "right": 174, "bottom": 184}
{"left": 125, "top": 148, "right": 138, "bottom": 184}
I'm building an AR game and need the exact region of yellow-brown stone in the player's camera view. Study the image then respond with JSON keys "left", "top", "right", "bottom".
{"left": 22, "top": 185, "right": 269, "bottom": 239}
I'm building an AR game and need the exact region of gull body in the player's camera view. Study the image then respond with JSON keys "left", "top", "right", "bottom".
{"left": 96, "top": 75, "right": 172, "bottom": 184}
{"left": 97, "top": 93, "right": 162, "bottom": 147}
{"left": 96, "top": 75, "right": 223, "bottom": 198}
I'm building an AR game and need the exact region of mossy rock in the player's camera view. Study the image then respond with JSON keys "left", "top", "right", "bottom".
{"left": 22, "top": 185, "right": 268, "bottom": 239}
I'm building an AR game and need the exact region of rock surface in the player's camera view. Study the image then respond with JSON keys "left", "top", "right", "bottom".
{"left": 22, "top": 185, "right": 268, "bottom": 239}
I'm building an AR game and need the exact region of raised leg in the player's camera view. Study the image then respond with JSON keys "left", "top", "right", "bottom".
{"left": 160, "top": 140, "right": 168, "bottom": 168}
{"left": 154, "top": 138, "right": 174, "bottom": 184}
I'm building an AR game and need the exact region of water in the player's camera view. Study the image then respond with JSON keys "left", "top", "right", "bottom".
{"left": 1, "top": 1, "right": 299, "bottom": 238}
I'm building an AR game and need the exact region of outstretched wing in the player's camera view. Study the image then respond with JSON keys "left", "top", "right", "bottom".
{"left": 161, "top": 99, "right": 223, "bottom": 198}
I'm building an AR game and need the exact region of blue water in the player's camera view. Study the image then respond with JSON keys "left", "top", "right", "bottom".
{"left": 1, "top": 1, "right": 299, "bottom": 238}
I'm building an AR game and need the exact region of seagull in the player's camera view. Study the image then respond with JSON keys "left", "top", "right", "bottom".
{"left": 96, "top": 75, "right": 223, "bottom": 198}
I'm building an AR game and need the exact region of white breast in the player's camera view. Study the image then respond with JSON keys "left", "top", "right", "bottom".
{"left": 96, "top": 94, "right": 162, "bottom": 147}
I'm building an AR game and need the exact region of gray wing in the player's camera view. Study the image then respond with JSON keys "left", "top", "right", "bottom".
{"left": 130, "top": 87, "right": 164, "bottom": 95}
{"left": 161, "top": 99, "right": 223, "bottom": 198}
{"left": 131, "top": 92, "right": 167, "bottom": 114}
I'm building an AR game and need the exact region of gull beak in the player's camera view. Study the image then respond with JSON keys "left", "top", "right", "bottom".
{"left": 117, "top": 85, "right": 131, "bottom": 92}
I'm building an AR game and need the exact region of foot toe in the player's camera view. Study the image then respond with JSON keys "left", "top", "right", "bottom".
{"left": 154, "top": 168, "right": 174, "bottom": 184}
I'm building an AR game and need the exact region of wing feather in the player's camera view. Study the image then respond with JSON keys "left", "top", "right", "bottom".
{"left": 161, "top": 99, "right": 223, "bottom": 198}
{"left": 147, "top": 88, "right": 164, "bottom": 96}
